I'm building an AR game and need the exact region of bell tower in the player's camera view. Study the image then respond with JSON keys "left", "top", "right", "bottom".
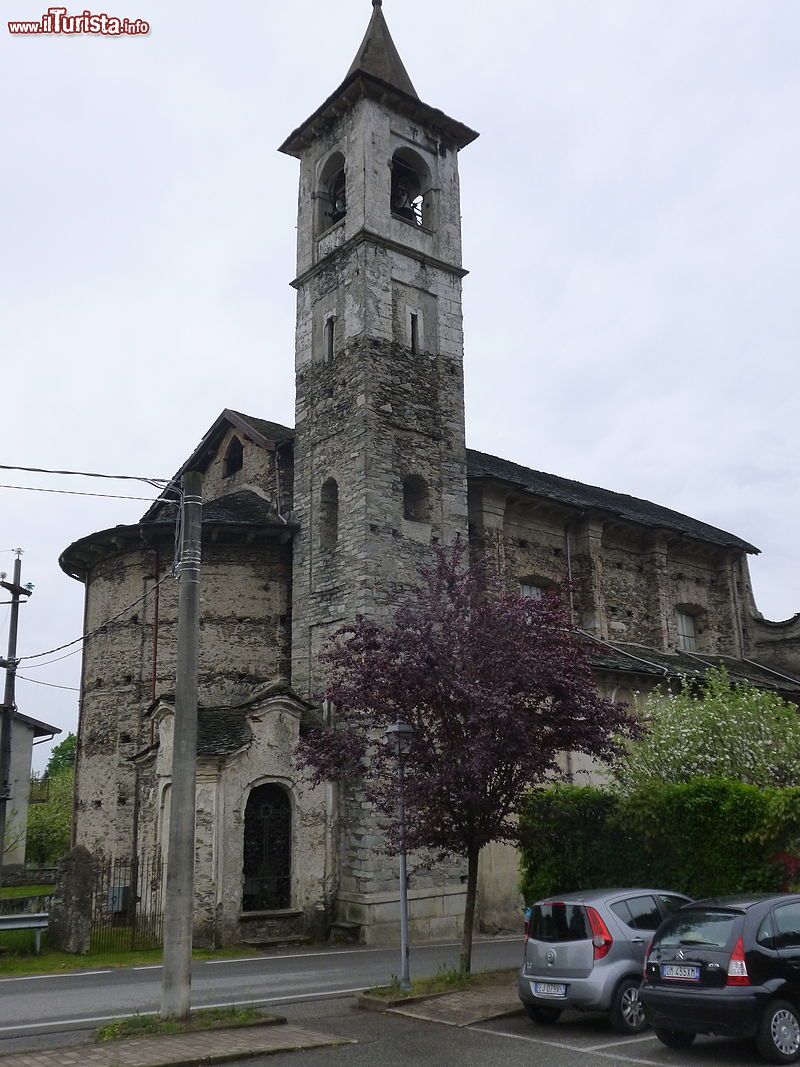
{"left": 282, "top": 0, "right": 479, "bottom": 702}
{"left": 280, "top": 3, "right": 478, "bottom": 937}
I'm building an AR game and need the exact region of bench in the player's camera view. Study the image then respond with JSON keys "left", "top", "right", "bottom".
{"left": 0, "top": 912, "right": 48, "bottom": 953}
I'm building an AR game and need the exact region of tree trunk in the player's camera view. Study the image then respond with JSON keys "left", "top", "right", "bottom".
{"left": 459, "top": 842, "right": 480, "bottom": 974}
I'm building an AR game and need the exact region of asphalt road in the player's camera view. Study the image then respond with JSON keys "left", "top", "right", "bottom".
{"left": 242, "top": 998, "right": 769, "bottom": 1067}
{"left": 0, "top": 935, "right": 523, "bottom": 1049}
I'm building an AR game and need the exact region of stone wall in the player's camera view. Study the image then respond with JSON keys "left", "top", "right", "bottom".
{"left": 74, "top": 532, "right": 292, "bottom": 864}
{"left": 473, "top": 486, "right": 750, "bottom": 657}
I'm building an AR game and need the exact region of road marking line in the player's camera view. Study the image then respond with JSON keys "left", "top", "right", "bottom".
{"left": 203, "top": 937, "right": 523, "bottom": 967}
{"left": 469, "top": 1025, "right": 665, "bottom": 1066}
{"left": 133, "top": 965, "right": 162, "bottom": 971}
{"left": 585, "top": 1033, "right": 658, "bottom": 1050}
{"left": 0, "top": 969, "right": 112, "bottom": 985}
{"left": 0, "top": 987, "right": 368, "bottom": 1035}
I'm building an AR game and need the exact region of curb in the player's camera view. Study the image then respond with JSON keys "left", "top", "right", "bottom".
{"left": 112, "top": 1038, "right": 354, "bottom": 1067}
{"left": 357, "top": 989, "right": 460, "bottom": 1013}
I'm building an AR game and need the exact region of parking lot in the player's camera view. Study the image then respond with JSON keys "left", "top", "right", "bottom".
{"left": 247, "top": 998, "right": 767, "bottom": 1067}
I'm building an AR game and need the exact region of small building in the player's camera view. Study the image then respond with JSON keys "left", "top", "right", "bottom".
{"left": 4, "top": 711, "right": 60, "bottom": 872}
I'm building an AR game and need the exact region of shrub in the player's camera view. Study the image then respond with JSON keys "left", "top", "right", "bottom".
{"left": 612, "top": 669, "right": 800, "bottom": 792}
{"left": 519, "top": 779, "right": 799, "bottom": 902}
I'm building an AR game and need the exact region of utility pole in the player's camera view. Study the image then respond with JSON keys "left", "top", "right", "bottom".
{"left": 161, "top": 473, "right": 202, "bottom": 1021}
{"left": 0, "top": 550, "right": 33, "bottom": 891}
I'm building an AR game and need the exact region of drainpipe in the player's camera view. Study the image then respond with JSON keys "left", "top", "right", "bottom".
{"left": 151, "top": 543, "right": 161, "bottom": 742}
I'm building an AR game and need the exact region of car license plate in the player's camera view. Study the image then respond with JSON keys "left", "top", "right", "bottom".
{"left": 661, "top": 964, "right": 700, "bottom": 981}
{"left": 533, "top": 981, "right": 567, "bottom": 997}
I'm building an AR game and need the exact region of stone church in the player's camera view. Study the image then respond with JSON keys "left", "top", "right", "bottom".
{"left": 61, "top": 2, "right": 800, "bottom": 946}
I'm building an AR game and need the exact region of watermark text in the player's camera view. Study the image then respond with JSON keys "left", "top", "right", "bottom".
{"left": 9, "top": 7, "right": 150, "bottom": 35}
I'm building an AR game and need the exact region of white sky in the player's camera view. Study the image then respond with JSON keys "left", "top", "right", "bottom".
{"left": 2, "top": 0, "right": 799, "bottom": 770}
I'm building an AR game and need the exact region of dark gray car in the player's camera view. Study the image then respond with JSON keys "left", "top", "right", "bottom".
{"left": 518, "top": 888, "right": 692, "bottom": 1034}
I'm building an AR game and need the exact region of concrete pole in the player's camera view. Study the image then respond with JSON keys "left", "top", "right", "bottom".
{"left": 161, "top": 473, "right": 202, "bottom": 1020}
{"left": 385, "top": 721, "right": 414, "bottom": 992}
{"left": 0, "top": 551, "right": 28, "bottom": 891}
{"left": 397, "top": 751, "right": 411, "bottom": 992}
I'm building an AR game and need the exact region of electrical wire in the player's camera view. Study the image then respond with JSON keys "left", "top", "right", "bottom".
{"left": 17, "top": 675, "right": 80, "bottom": 692}
{"left": 0, "top": 463, "right": 173, "bottom": 488}
{"left": 0, "top": 484, "right": 170, "bottom": 503}
{"left": 15, "top": 646, "right": 85, "bottom": 670}
{"left": 18, "top": 572, "right": 174, "bottom": 662}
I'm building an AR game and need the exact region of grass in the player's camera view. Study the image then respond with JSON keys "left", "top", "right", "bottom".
{"left": 0, "top": 939, "right": 281, "bottom": 977}
{"left": 95, "top": 1007, "right": 280, "bottom": 1043}
{"left": 0, "top": 883, "right": 54, "bottom": 899}
{"left": 366, "top": 966, "right": 516, "bottom": 1000}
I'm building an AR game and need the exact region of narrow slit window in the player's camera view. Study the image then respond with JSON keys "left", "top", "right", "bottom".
{"left": 324, "top": 317, "right": 335, "bottom": 363}
{"left": 320, "top": 478, "right": 339, "bottom": 550}
{"left": 410, "top": 313, "right": 420, "bottom": 354}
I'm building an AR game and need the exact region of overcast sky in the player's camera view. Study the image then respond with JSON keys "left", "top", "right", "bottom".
{"left": 2, "top": 0, "right": 799, "bottom": 770}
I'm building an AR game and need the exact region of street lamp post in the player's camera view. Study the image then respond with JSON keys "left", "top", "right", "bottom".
{"left": 385, "top": 721, "right": 414, "bottom": 992}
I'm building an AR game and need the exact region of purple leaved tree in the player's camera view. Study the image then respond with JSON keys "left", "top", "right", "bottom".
{"left": 296, "top": 542, "right": 637, "bottom": 973}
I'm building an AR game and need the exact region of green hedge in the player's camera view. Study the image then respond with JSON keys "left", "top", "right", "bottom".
{"left": 519, "top": 779, "right": 800, "bottom": 903}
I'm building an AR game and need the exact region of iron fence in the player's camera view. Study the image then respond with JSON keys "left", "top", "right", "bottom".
{"left": 91, "top": 853, "right": 164, "bottom": 952}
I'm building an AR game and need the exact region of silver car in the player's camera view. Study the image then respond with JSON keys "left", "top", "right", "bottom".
{"left": 518, "top": 888, "right": 692, "bottom": 1034}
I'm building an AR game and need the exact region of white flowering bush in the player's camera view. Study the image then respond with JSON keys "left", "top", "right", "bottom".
{"left": 612, "top": 668, "right": 800, "bottom": 793}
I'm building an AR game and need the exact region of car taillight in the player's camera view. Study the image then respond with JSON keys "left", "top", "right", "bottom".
{"left": 586, "top": 906, "right": 613, "bottom": 960}
{"left": 726, "top": 936, "right": 750, "bottom": 986}
{"left": 642, "top": 939, "right": 653, "bottom": 979}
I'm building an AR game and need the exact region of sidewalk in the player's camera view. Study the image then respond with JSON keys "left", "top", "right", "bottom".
{"left": 0, "top": 1023, "right": 353, "bottom": 1067}
{"left": 387, "top": 984, "right": 521, "bottom": 1027}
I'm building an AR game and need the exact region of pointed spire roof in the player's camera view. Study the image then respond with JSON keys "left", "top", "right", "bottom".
{"left": 346, "top": 0, "right": 418, "bottom": 100}
{"left": 279, "top": 0, "right": 478, "bottom": 158}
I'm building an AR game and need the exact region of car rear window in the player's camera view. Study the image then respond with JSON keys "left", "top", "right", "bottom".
{"left": 653, "top": 909, "right": 738, "bottom": 950}
{"left": 531, "top": 903, "right": 589, "bottom": 942}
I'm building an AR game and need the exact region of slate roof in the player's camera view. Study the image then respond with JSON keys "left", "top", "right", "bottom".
{"left": 227, "top": 411, "right": 294, "bottom": 445}
{"left": 198, "top": 708, "right": 252, "bottom": 757}
{"left": 467, "top": 449, "right": 758, "bottom": 553}
{"left": 583, "top": 635, "right": 800, "bottom": 696}
{"left": 202, "top": 490, "right": 277, "bottom": 526}
{"left": 346, "top": 1, "right": 418, "bottom": 98}
{"left": 138, "top": 408, "right": 758, "bottom": 555}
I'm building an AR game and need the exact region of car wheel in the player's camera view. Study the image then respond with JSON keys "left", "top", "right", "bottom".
{"left": 523, "top": 1003, "right": 562, "bottom": 1025}
{"left": 610, "top": 977, "right": 648, "bottom": 1034}
{"left": 756, "top": 1000, "right": 800, "bottom": 1064}
{"left": 654, "top": 1029, "right": 697, "bottom": 1049}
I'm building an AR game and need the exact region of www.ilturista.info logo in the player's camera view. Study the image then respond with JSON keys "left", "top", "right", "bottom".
{"left": 8, "top": 7, "right": 149, "bottom": 35}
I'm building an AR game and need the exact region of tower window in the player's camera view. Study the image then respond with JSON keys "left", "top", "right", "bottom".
{"left": 320, "top": 478, "right": 339, "bottom": 550}
{"left": 391, "top": 148, "right": 431, "bottom": 229}
{"left": 676, "top": 610, "right": 698, "bottom": 652}
{"left": 520, "top": 581, "right": 545, "bottom": 600}
{"left": 316, "top": 151, "right": 347, "bottom": 235}
{"left": 403, "top": 474, "right": 429, "bottom": 522}
{"left": 324, "top": 315, "right": 336, "bottom": 363}
{"left": 410, "top": 313, "right": 420, "bottom": 354}
{"left": 222, "top": 436, "right": 244, "bottom": 478}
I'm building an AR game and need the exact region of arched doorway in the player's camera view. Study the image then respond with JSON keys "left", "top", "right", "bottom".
{"left": 242, "top": 784, "right": 292, "bottom": 911}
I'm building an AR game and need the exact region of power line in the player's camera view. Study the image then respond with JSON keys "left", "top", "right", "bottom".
{"left": 19, "top": 572, "right": 174, "bottom": 662}
{"left": 0, "top": 484, "right": 170, "bottom": 503}
{"left": 0, "top": 464, "right": 174, "bottom": 489}
{"left": 17, "top": 675, "right": 79, "bottom": 692}
{"left": 16, "top": 647, "right": 85, "bottom": 671}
